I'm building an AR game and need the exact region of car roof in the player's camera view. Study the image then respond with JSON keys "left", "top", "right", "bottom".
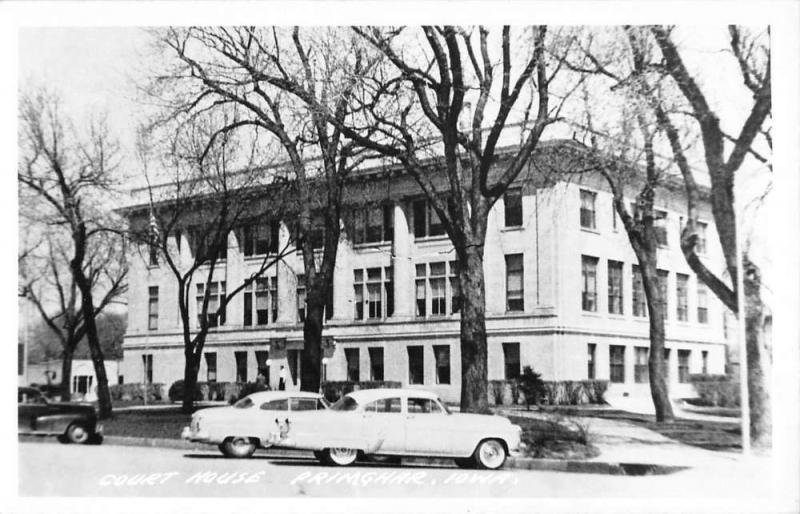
{"left": 245, "top": 390, "right": 322, "bottom": 403}
{"left": 346, "top": 388, "right": 439, "bottom": 403}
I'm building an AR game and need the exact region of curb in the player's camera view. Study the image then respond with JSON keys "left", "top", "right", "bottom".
{"left": 21, "top": 435, "right": 686, "bottom": 476}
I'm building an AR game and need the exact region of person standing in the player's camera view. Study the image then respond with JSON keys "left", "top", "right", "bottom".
{"left": 278, "top": 365, "right": 287, "bottom": 391}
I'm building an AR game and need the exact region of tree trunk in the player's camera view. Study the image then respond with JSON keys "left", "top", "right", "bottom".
{"left": 300, "top": 298, "right": 323, "bottom": 393}
{"left": 638, "top": 252, "right": 675, "bottom": 422}
{"left": 182, "top": 349, "right": 201, "bottom": 414}
{"left": 743, "top": 258, "right": 771, "bottom": 448}
{"left": 75, "top": 275, "right": 113, "bottom": 419}
{"left": 458, "top": 246, "right": 489, "bottom": 414}
{"left": 60, "top": 346, "right": 74, "bottom": 402}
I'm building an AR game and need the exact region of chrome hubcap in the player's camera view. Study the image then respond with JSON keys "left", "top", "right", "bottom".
{"left": 71, "top": 426, "right": 87, "bottom": 441}
{"left": 479, "top": 441, "right": 505, "bottom": 468}
{"left": 330, "top": 448, "right": 356, "bottom": 463}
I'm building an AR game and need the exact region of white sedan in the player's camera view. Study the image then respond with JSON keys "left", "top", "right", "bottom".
{"left": 182, "top": 390, "right": 329, "bottom": 458}
{"left": 184, "top": 388, "right": 521, "bottom": 470}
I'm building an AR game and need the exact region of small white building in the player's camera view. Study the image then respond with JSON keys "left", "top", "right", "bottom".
{"left": 26, "top": 359, "right": 122, "bottom": 398}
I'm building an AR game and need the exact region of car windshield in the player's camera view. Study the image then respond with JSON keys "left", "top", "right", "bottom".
{"left": 233, "top": 397, "right": 254, "bottom": 409}
{"left": 330, "top": 396, "right": 359, "bottom": 411}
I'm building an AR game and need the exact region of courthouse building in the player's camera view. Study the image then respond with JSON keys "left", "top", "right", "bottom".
{"left": 120, "top": 140, "right": 728, "bottom": 403}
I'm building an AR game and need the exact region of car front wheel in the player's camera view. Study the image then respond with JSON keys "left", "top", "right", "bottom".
{"left": 472, "top": 439, "right": 507, "bottom": 470}
{"left": 219, "top": 437, "right": 257, "bottom": 458}
{"left": 325, "top": 447, "right": 358, "bottom": 466}
{"left": 65, "top": 423, "right": 90, "bottom": 444}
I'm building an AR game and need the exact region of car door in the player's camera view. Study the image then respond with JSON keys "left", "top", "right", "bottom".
{"left": 256, "top": 398, "right": 290, "bottom": 442}
{"left": 403, "top": 397, "right": 454, "bottom": 455}
{"left": 282, "top": 397, "right": 325, "bottom": 447}
{"left": 18, "top": 389, "right": 48, "bottom": 433}
{"left": 361, "top": 396, "right": 405, "bottom": 454}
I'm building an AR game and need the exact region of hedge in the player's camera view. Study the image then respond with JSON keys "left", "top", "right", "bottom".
{"left": 108, "top": 383, "right": 167, "bottom": 403}
{"left": 489, "top": 379, "right": 609, "bottom": 407}
{"left": 688, "top": 374, "right": 740, "bottom": 407}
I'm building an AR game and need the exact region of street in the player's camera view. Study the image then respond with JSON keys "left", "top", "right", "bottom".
{"left": 18, "top": 441, "right": 774, "bottom": 499}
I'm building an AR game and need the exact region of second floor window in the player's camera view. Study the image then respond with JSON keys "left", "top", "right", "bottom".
{"left": 654, "top": 210, "right": 669, "bottom": 247}
{"left": 297, "top": 274, "right": 306, "bottom": 322}
{"left": 632, "top": 265, "right": 647, "bottom": 317}
{"left": 412, "top": 199, "right": 446, "bottom": 238}
{"left": 504, "top": 188, "right": 523, "bottom": 227}
{"left": 580, "top": 189, "right": 597, "bottom": 229}
{"left": 197, "top": 281, "right": 226, "bottom": 328}
{"left": 148, "top": 286, "right": 159, "bottom": 330}
{"left": 676, "top": 273, "right": 689, "bottom": 321}
{"left": 354, "top": 267, "right": 393, "bottom": 320}
{"left": 244, "top": 277, "right": 277, "bottom": 326}
{"left": 608, "top": 260, "right": 623, "bottom": 315}
{"left": 697, "top": 282, "right": 709, "bottom": 324}
{"left": 415, "top": 261, "right": 458, "bottom": 318}
{"left": 505, "top": 254, "right": 524, "bottom": 312}
{"left": 696, "top": 221, "right": 708, "bottom": 254}
{"left": 581, "top": 255, "right": 598, "bottom": 312}
{"left": 241, "top": 222, "right": 279, "bottom": 257}
{"left": 350, "top": 204, "right": 393, "bottom": 245}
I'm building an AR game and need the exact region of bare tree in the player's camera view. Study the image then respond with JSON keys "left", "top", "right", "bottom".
{"left": 132, "top": 115, "right": 295, "bottom": 412}
{"left": 278, "top": 25, "right": 570, "bottom": 412}
{"left": 649, "top": 25, "right": 772, "bottom": 446}
{"left": 18, "top": 90, "right": 127, "bottom": 418}
{"left": 149, "top": 27, "right": 378, "bottom": 393}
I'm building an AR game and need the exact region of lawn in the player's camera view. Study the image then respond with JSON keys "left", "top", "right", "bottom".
{"left": 102, "top": 407, "right": 192, "bottom": 439}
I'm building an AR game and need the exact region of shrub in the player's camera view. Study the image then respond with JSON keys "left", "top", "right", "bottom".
{"left": 509, "top": 380, "right": 521, "bottom": 405}
{"left": 689, "top": 374, "right": 740, "bottom": 407}
{"left": 168, "top": 380, "right": 203, "bottom": 403}
{"left": 564, "top": 381, "right": 585, "bottom": 405}
{"left": 582, "top": 380, "right": 609, "bottom": 404}
{"left": 489, "top": 380, "right": 506, "bottom": 405}
{"left": 235, "top": 381, "right": 269, "bottom": 401}
{"left": 109, "top": 383, "right": 166, "bottom": 403}
{"left": 517, "top": 366, "right": 546, "bottom": 409}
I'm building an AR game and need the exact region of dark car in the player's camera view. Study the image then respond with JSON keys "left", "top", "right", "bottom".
{"left": 18, "top": 387, "right": 103, "bottom": 444}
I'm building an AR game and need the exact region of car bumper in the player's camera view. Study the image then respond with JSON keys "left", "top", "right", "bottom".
{"left": 181, "top": 426, "right": 210, "bottom": 442}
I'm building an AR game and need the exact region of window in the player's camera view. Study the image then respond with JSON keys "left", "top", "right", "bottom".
{"left": 505, "top": 254, "right": 524, "bottom": 312}
{"left": 415, "top": 262, "right": 459, "bottom": 318}
{"left": 696, "top": 221, "right": 708, "bottom": 254}
{"left": 581, "top": 256, "right": 598, "bottom": 312}
{"left": 291, "top": 398, "right": 326, "bottom": 411}
{"left": 608, "top": 261, "right": 624, "bottom": 315}
{"left": 663, "top": 348, "right": 671, "bottom": 378}
{"left": 196, "top": 281, "right": 226, "bottom": 328}
{"left": 657, "top": 270, "right": 669, "bottom": 320}
{"left": 449, "top": 260, "right": 461, "bottom": 314}
{"left": 676, "top": 274, "right": 689, "bottom": 321}
{"left": 580, "top": 190, "right": 596, "bottom": 229}
{"left": 345, "top": 348, "right": 360, "bottom": 382}
{"left": 634, "top": 347, "right": 649, "bottom": 383}
{"left": 354, "top": 267, "right": 393, "bottom": 320}
{"left": 148, "top": 238, "right": 158, "bottom": 267}
{"left": 678, "top": 350, "right": 690, "bottom": 383}
{"left": 609, "top": 345, "right": 625, "bottom": 383}
{"left": 503, "top": 342, "right": 521, "bottom": 379}
{"left": 255, "top": 350, "right": 269, "bottom": 382}
{"left": 296, "top": 274, "right": 306, "bottom": 322}
{"left": 260, "top": 399, "right": 288, "bottom": 411}
{"left": 365, "top": 397, "right": 401, "bottom": 413}
{"left": 350, "top": 204, "right": 393, "bottom": 245}
{"left": 190, "top": 228, "right": 227, "bottom": 263}
{"left": 18, "top": 343, "right": 23, "bottom": 376}
{"left": 632, "top": 265, "right": 647, "bottom": 317}
{"left": 412, "top": 199, "right": 445, "bottom": 238}
{"left": 269, "top": 277, "right": 278, "bottom": 322}
{"left": 654, "top": 210, "right": 668, "bottom": 247}
{"left": 408, "top": 397, "right": 444, "bottom": 414}
{"left": 369, "top": 347, "right": 384, "bottom": 381}
{"left": 142, "top": 354, "right": 153, "bottom": 384}
{"left": 433, "top": 345, "right": 450, "bottom": 384}
{"left": 702, "top": 350, "right": 708, "bottom": 375}
{"left": 205, "top": 352, "right": 217, "bottom": 383}
{"left": 407, "top": 346, "right": 424, "bottom": 385}
{"left": 697, "top": 282, "right": 709, "bottom": 324}
{"left": 504, "top": 188, "right": 523, "bottom": 227}
{"left": 148, "top": 286, "right": 159, "bottom": 330}
{"left": 242, "top": 221, "right": 279, "bottom": 256}
{"left": 612, "top": 203, "right": 618, "bottom": 231}
{"left": 235, "top": 351, "right": 248, "bottom": 383}
{"left": 587, "top": 343, "right": 596, "bottom": 379}
{"left": 244, "top": 277, "right": 274, "bottom": 327}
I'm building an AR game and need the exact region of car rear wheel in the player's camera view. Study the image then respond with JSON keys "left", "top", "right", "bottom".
{"left": 220, "top": 437, "right": 257, "bottom": 458}
{"left": 325, "top": 447, "right": 358, "bottom": 466}
{"left": 472, "top": 439, "right": 507, "bottom": 470}
{"left": 65, "top": 423, "right": 90, "bottom": 444}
